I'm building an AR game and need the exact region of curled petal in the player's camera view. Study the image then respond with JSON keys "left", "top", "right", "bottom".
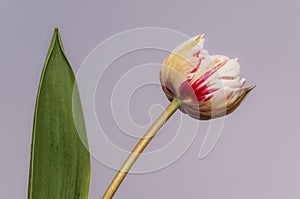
{"left": 225, "top": 85, "right": 256, "bottom": 116}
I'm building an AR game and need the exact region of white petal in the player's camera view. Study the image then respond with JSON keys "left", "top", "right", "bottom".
{"left": 210, "top": 87, "right": 229, "bottom": 108}
{"left": 173, "top": 34, "right": 205, "bottom": 53}
{"left": 205, "top": 57, "right": 241, "bottom": 89}
{"left": 216, "top": 58, "right": 240, "bottom": 78}
{"left": 210, "top": 87, "right": 242, "bottom": 109}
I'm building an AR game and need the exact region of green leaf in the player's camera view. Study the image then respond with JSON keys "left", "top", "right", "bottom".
{"left": 28, "top": 28, "right": 91, "bottom": 199}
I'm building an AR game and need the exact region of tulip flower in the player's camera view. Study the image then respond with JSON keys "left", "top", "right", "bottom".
{"left": 103, "top": 35, "right": 254, "bottom": 198}
{"left": 160, "top": 34, "right": 255, "bottom": 120}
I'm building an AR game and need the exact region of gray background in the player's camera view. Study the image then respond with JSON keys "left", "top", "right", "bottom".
{"left": 1, "top": 0, "right": 299, "bottom": 198}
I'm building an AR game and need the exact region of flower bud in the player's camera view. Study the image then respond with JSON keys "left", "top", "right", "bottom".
{"left": 160, "top": 34, "right": 254, "bottom": 120}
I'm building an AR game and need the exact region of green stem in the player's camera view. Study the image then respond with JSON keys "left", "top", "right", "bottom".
{"left": 102, "top": 98, "right": 180, "bottom": 199}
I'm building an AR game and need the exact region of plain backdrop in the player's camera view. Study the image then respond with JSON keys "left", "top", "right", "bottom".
{"left": 1, "top": 0, "right": 300, "bottom": 198}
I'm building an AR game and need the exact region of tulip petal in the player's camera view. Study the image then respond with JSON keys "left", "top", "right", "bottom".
{"left": 226, "top": 85, "right": 256, "bottom": 115}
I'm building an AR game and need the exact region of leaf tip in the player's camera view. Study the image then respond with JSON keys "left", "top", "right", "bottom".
{"left": 52, "top": 27, "right": 60, "bottom": 39}
{"left": 50, "top": 27, "right": 66, "bottom": 55}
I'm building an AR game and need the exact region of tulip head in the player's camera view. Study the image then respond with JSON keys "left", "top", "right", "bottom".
{"left": 160, "top": 34, "right": 255, "bottom": 120}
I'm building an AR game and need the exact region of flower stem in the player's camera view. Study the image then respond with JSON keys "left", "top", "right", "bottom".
{"left": 102, "top": 98, "right": 180, "bottom": 199}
